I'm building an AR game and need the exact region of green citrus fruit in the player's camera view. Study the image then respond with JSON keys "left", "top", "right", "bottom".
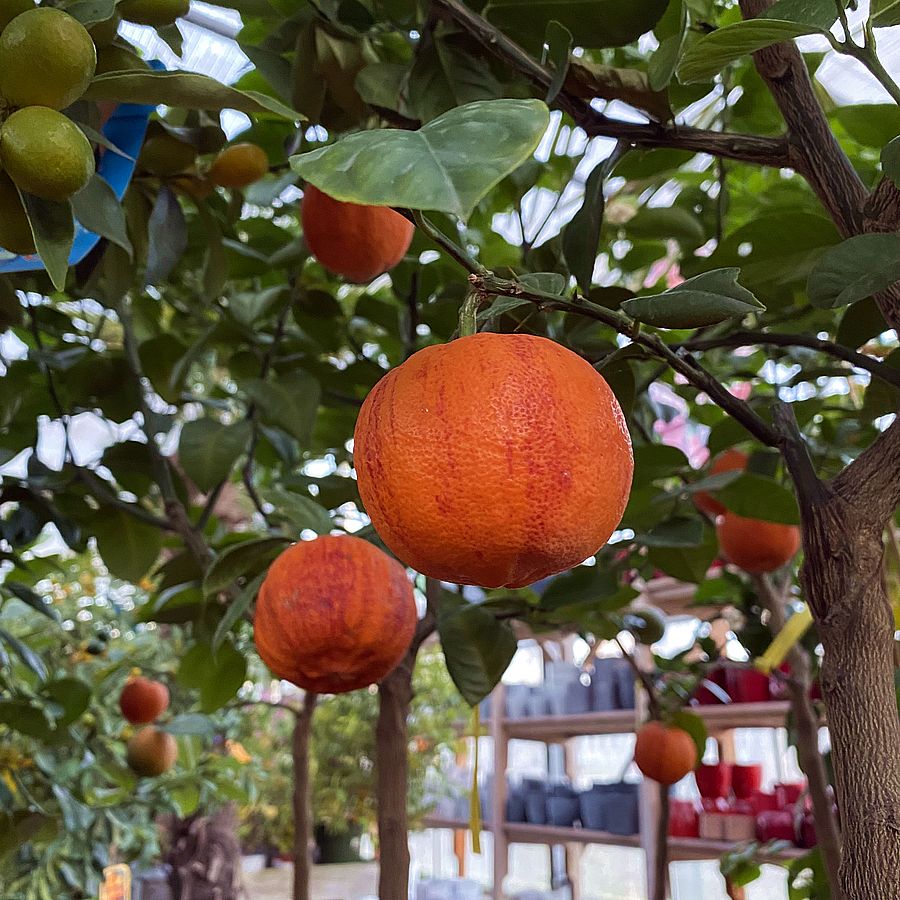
{"left": 622, "top": 607, "right": 667, "bottom": 645}
{"left": 0, "top": 107, "right": 95, "bottom": 200}
{"left": 0, "top": 8, "right": 96, "bottom": 110}
{"left": 0, "top": 0, "right": 32, "bottom": 33}
{"left": 0, "top": 171, "right": 34, "bottom": 254}
{"left": 118, "top": 0, "right": 188, "bottom": 27}
{"left": 138, "top": 133, "right": 197, "bottom": 177}
{"left": 88, "top": 13, "right": 120, "bottom": 48}
{"left": 95, "top": 44, "right": 149, "bottom": 75}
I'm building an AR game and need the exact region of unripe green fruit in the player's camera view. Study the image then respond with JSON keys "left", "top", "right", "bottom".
{"left": 0, "top": 107, "right": 95, "bottom": 200}
{"left": 138, "top": 133, "right": 197, "bottom": 177}
{"left": 0, "top": 8, "right": 96, "bottom": 110}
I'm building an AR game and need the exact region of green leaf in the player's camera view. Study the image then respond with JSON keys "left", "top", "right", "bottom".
{"left": 540, "top": 565, "right": 618, "bottom": 609}
{"left": 872, "top": 0, "right": 900, "bottom": 27}
{"left": 84, "top": 70, "right": 299, "bottom": 118}
{"left": 243, "top": 371, "right": 321, "bottom": 445}
{"left": 163, "top": 713, "right": 216, "bottom": 736}
{"left": 476, "top": 295, "right": 532, "bottom": 323}
{"left": 0, "top": 277, "right": 22, "bottom": 333}
{"left": 881, "top": 137, "right": 900, "bottom": 188}
{"left": 202, "top": 536, "right": 289, "bottom": 597}
{"left": 51, "top": 784, "right": 93, "bottom": 831}
{"left": 543, "top": 20, "right": 573, "bottom": 103}
{"left": 639, "top": 516, "right": 705, "bottom": 548}
{"left": 261, "top": 488, "right": 332, "bottom": 534}
{"left": 212, "top": 572, "right": 266, "bottom": 650}
{"left": 762, "top": 0, "right": 838, "bottom": 29}
{"left": 71, "top": 175, "right": 132, "bottom": 257}
{"left": 3, "top": 581, "right": 60, "bottom": 622}
{"left": 483, "top": 0, "right": 669, "bottom": 52}
{"left": 292, "top": 99, "right": 550, "bottom": 219}
{"left": 93, "top": 508, "right": 162, "bottom": 582}
{"left": 21, "top": 193, "right": 74, "bottom": 292}
{"left": 671, "top": 709, "right": 707, "bottom": 760}
{"left": 178, "top": 640, "right": 247, "bottom": 712}
{"left": 649, "top": 0, "right": 686, "bottom": 90}
{"left": 169, "top": 782, "right": 201, "bottom": 817}
{"left": 0, "top": 812, "right": 54, "bottom": 865}
{"left": 178, "top": 419, "right": 252, "bottom": 492}
{"left": 563, "top": 155, "right": 607, "bottom": 292}
{"left": 622, "top": 268, "right": 763, "bottom": 328}
{"left": 0, "top": 629, "right": 48, "bottom": 681}
{"left": 648, "top": 524, "right": 718, "bottom": 583}
{"left": 64, "top": 0, "right": 117, "bottom": 25}
{"left": 625, "top": 205, "right": 705, "bottom": 246}
{"left": 438, "top": 604, "right": 517, "bottom": 705}
{"left": 717, "top": 473, "right": 801, "bottom": 525}
{"left": 807, "top": 233, "right": 900, "bottom": 309}
{"left": 837, "top": 297, "right": 888, "bottom": 349}
{"left": 518, "top": 271, "right": 567, "bottom": 295}
{"left": 0, "top": 699, "right": 51, "bottom": 737}
{"left": 678, "top": 20, "right": 823, "bottom": 83}
{"left": 834, "top": 104, "right": 900, "bottom": 147}
{"left": 145, "top": 186, "right": 187, "bottom": 285}
{"left": 44, "top": 677, "right": 91, "bottom": 725}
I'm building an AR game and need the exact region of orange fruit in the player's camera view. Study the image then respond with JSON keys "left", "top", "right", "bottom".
{"left": 207, "top": 142, "right": 269, "bottom": 188}
{"left": 634, "top": 721, "right": 697, "bottom": 785}
{"left": 301, "top": 183, "right": 413, "bottom": 282}
{"left": 253, "top": 535, "right": 417, "bottom": 694}
{"left": 694, "top": 448, "right": 748, "bottom": 517}
{"left": 716, "top": 512, "right": 800, "bottom": 573}
{"left": 353, "top": 332, "right": 633, "bottom": 588}
{"left": 126, "top": 726, "right": 177, "bottom": 776}
{"left": 119, "top": 676, "right": 170, "bottom": 724}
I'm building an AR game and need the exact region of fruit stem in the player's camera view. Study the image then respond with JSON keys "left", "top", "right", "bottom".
{"left": 409, "top": 209, "right": 488, "bottom": 276}
{"left": 458, "top": 290, "right": 482, "bottom": 337}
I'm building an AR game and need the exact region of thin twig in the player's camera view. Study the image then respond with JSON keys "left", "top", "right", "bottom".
{"left": 615, "top": 635, "right": 661, "bottom": 719}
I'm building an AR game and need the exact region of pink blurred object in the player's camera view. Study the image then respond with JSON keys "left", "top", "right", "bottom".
{"left": 668, "top": 799, "right": 700, "bottom": 837}
{"left": 800, "top": 813, "right": 818, "bottom": 848}
{"left": 750, "top": 790, "right": 780, "bottom": 815}
{"left": 756, "top": 810, "right": 796, "bottom": 843}
{"left": 732, "top": 764, "right": 763, "bottom": 800}
{"left": 726, "top": 668, "right": 771, "bottom": 703}
{"left": 695, "top": 763, "right": 732, "bottom": 799}
{"left": 775, "top": 782, "right": 806, "bottom": 808}
{"left": 723, "top": 811, "right": 756, "bottom": 841}
{"left": 699, "top": 811, "right": 728, "bottom": 840}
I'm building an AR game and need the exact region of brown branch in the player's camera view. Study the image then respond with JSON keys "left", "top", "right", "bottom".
{"left": 293, "top": 691, "right": 318, "bottom": 900}
{"left": 679, "top": 331, "right": 900, "bottom": 390}
{"left": 772, "top": 401, "right": 831, "bottom": 510}
{"left": 75, "top": 469, "right": 172, "bottom": 531}
{"left": 832, "top": 415, "right": 900, "bottom": 525}
{"left": 430, "top": 0, "right": 793, "bottom": 169}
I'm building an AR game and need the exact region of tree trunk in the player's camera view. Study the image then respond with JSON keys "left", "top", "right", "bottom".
{"left": 800, "top": 503, "right": 900, "bottom": 900}
{"left": 653, "top": 785, "right": 669, "bottom": 900}
{"left": 292, "top": 693, "right": 318, "bottom": 900}
{"left": 163, "top": 806, "right": 244, "bottom": 899}
{"left": 754, "top": 576, "right": 844, "bottom": 898}
{"left": 376, "top": 648, "right": 416, "bottom": 900}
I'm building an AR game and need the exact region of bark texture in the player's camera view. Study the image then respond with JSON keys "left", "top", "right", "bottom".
{"left": 376, "top": 650, "right": 415, "bottom": 900}
{"left": 163, "top": 806, "right": 244, "bottom": 900}
{"left": 292, "top": 693, "right": 318, "bottom": 900}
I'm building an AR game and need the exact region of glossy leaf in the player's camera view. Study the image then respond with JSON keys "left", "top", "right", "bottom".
{"left": 563, "top": 153, "right": 610, "bottom": 292}
{"left": 145, "top": 187, "right": 187, "bottom": 285}
{"left": 212, "top": 572, "right": 266, "bottom": 650}
{"left": 807, "top": 233, "right": 900, "bottom": 308}
{"left": 262, "top": 488, "right": 332, "bottom": 534}
{"left": 762, "top": 0, "right": 838, "bottom": 28}
{"left": 482, "top": 0, "right": 669, "bottom": 52}
{"left": 872, "top": 0, "right": 900, "bottom": 26}
{"left": 243, "top": 371, "right": 321, "bottom": 445}
{"left": 717, "top": 473, "right": 801, "bottom": 525}
{"left": 177, "top": 640, "right": 247, "bottom": 712}
{"left": 71, "top": 175, "right": 132, "bottom": 256}
{"left": 21, "top": 193, "right": 74, "bottom": 292}
{"left": 678, "top": 20, "right": 822, "bottom": 83}
{"left": 93, "top": 508, "right": 163, "bottom": 582}
{"left": 84, "top": 70, "right": 298, "bottom": 118}
{"left": 543, "top": 20, "right": 573, "bottom": 103}
{"left": 0, "top": 629, "right": 48, "bottom": 681}
{"left": 163, "top": 713, "right": 216, "bottom": 736}
{"left": 44, "top": 678, "right": 91, "bottom": 725}
{"left": 438, "top": 603, "right": 517, "bottom": 706}
{"left": 202, "top": 536, "right": 289, "bottom": 597}
{"left": 671, "top": 709, "right": 707, "bottom": 760}
{"left": 178, "top": 419, "right": 252, "bottom": 493}
{"left": 881, "top": 136, "right": 900, "bottom": 188}
{"left": 649, "top": 0, "right": 686, "bottom": 90}
{"left": 292, "top": 99, "right": 550, "bottom": 219}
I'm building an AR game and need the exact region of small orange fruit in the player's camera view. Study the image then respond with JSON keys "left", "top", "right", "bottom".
{"left": 716, "top": 512, "right": 800, "bottom": 573}
{"left": 126, "top": 726, "right": 177, "bottom": 776}
{"left": 353, "top": 332, "right": 633, "bottom": 588}
{"left": 694, "top": 448, "right": 748, "bottom": 517}
{"left": 119, "top": 676, "right": 170, "bottom": 724}
{"left": 634, "top": 721, "right": 697, "bottom": 785}
{"left": 253, "top": 535, "right": 417, "bottom": 694}
{"left": 207, "top": 142, "right": 269, "bottom": 188}
{"left": 301, "top": 183, "right": 413, "bottom": 282}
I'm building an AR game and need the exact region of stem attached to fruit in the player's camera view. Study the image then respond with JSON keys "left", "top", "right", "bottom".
{"left": 458, "top": 290, "right": 482, "bottom": 338}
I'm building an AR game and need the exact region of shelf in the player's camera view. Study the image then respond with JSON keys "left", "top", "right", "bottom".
{"left": 504, "top": 823, "right": 642, "bottom": 848}
{"left": 502, "top": 701, "right": 792, "bottom": 742}
{"left": 667, "top": 836, "right": 808, "bottom": 862}
{"left": 425, "top": 818, "right": 809, "bottom": 862}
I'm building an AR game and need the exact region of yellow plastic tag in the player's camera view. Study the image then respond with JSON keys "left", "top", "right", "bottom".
{"left": 754, "top": 604, "right": 813, "bottom": 674}
{"left": 469, "top": 704, "right": 482, "bottom": 854}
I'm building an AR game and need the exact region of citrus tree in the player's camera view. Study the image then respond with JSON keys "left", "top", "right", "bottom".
{"left": 2, "top": 1, "right": 900, "bottom": 899}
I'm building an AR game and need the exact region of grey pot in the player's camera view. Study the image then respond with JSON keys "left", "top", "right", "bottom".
{"left": 527, "top": 685, "right": 550, "bottom": 717}
{"left": 604, "top": 784, "right": 640, "bottom": 836}
{"left": 506, "top": 684, "right": 530, "bottom": 718}
{"left": 614, "top": 660, "right": 636, "bottom": 710}
{"left": 578, "top": 791, "right": 607, "bottom": 831}
{"left": 591, "top": 659, "right": 618, "bottom": 711}
{"left": 525, "top": 791, "right": 548, "bottom": 825}
{"left": 506, "top": 789, "right": 527, "bottom": 823}
{"left": 546, "top": 796, "right": 580, "bottom": 828}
